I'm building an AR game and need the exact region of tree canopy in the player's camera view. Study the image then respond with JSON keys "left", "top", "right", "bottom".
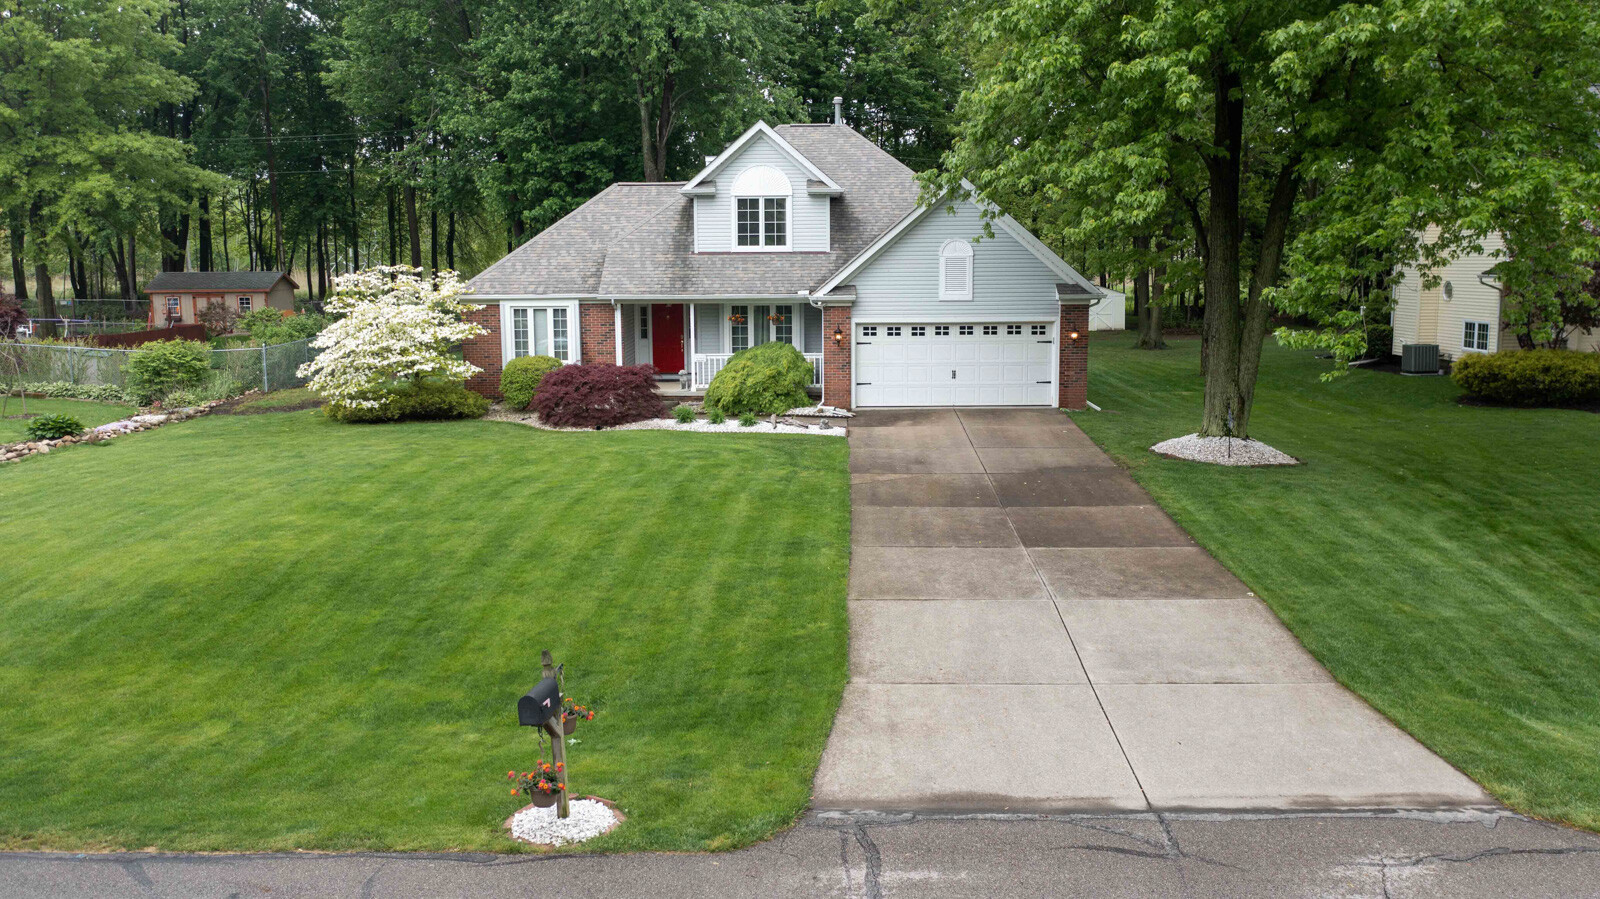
{"left": 932, "top": 0, "right": 1600, "bottom": 437}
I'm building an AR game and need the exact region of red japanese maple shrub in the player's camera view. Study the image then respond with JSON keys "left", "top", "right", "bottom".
{"left": 532, "top": 363, "right": 662, "bottom": 429}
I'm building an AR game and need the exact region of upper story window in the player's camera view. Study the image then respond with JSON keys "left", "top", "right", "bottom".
{"left": 732, "top": 165, "right": 790, "bottom": 251}
{"left": 940, "top": 239, "right": 974, "bottom": 301}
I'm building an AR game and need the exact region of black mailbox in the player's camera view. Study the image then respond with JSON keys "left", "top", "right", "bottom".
{"left": 518, "top": 677, "right": 562, "bottom": 727}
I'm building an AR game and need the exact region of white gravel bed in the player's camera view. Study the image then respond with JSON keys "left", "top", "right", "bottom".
{"left": 508, "top": 799, "right": 619, "bottom": 847}
{"left": 1150, "top": 433, "right": 1299, "bottom": 466}
{"left": 486, "top": 410, "right": 845, "bottom": 436}
{"left": 784, "top": 404, "right": 854, "bottom": 418}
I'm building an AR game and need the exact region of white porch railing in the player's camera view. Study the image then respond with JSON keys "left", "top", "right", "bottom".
{"left": 692, "top": 353, "right": 823, "bottom": 390}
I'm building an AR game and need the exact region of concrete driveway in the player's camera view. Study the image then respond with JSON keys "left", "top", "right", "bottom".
{"left": 814, "top": 408, "right": 1491, "bottom": 813}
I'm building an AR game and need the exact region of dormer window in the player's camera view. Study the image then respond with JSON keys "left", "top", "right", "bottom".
{"left": 732, "top": 166, "right": 790, "bottom": 251}
{"left": 940, "top": 239, "right": 974, "bottom": 301}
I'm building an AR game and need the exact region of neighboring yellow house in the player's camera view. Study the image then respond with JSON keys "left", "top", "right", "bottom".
{"left": 1392, "top": 228, "right": 1599, "bottom": 359}
{"left": 143, "top": 271, "right": 298, "bottom": 328}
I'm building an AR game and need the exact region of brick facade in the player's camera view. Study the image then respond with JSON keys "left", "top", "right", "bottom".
{"left": 463, "top": 303, "right": 503, "bottom": 399}
{"left": 1058, "top": 303, "right": 1089, "bottom": 410}
{"left": 579, "top": 302, "right": 617, "bottom": 365}
{"left": 821, "top": 304, "right": 853, "bottom": 409}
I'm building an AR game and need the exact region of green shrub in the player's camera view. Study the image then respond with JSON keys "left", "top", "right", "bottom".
{"left": 20, "top": 382, "right": 135, "bottom": 404}
{"left": 26, "top": 413, "right": 84, "bottom": 441}
{"left": 125, "top": 339, "right": 211, "bottom": 403}
{"left": 672, "top": 404, "right": 696, "bottom": 423}
{"left": 702, "top": 342, "right": 813, "bottom": 416}
{"left": 739, "top": 412, "right": 758, "bottom": 427}
{"left": 1450, "top": 349, "right": 1600, "bottom": 406}
{"left": 499, "top": 355, "right": 564, "bottom": 410}
{"left": 325, "top": 379, "right": 490, "bottom": 423}
{"left": 706, "top": 407, "right": 726, "bottom": 425}
{"left": 239, "top": 308, "right": 331, "bottom": 346}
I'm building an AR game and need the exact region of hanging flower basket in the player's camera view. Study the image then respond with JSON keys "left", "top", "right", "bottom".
{"left": 727, "top": 314, "right": 747, "bottom": 324}
{"left": 507, "top": 762, "right": 566, "bottom": 808}
{"left": 562, "top": 699, "right": 595, "bottom": 734}
{"left": 766, "top": 313, "right": 786, "bottom": 323}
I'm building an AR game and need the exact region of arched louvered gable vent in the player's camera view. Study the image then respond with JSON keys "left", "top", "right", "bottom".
{"left": 940, "top": 239, "right": 974, "bottom": 301}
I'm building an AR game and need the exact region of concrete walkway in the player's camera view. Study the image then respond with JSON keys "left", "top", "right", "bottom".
{"left": 815, "top": 408, "right": 1491, "bottom": 813}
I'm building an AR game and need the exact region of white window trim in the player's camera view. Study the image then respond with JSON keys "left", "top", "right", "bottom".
{"left": 500, "top": 302, "right": 582, "bottom": 364}
{"left": 1461, "top": 319, "right": 1492, "bottom": 353}
{"left": 731, "top": 197, "right": 791, "bottom": 252}
{"left": 939, "top": 239, "right": 974, "bottom": 302}
{"left": 719, "top": 302, "right": 802, "bottom": 352}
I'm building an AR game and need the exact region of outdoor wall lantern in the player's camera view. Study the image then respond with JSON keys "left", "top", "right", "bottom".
{"left": 832, "top": 325, "right": 845, "bottom": 347}
{"left": 1068, "top": 331, "right": 1081, "bottom": 341}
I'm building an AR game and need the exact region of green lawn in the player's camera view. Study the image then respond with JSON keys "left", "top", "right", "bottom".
{"left": 0, "top": 397, "right": 139, "bottom": 443}
{"left": 1072, "top": 333, "right": 1600, "bottom": 830}
{"left": 0, "top": 411, "right": 850, "bottom": 852}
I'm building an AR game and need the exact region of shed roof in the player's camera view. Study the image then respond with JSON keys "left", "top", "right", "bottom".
{"left": 144, "top": 271, "right": 296, "bottom": 292}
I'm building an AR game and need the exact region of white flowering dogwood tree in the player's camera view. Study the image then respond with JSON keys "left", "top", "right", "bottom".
{"left": 298, "top": 266, "right": 485, "bottom": 409}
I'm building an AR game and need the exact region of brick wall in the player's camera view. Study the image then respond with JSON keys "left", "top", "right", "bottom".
{"left": 822, "top": 304, "right": 853, "bottom": 409}
{"left": 463, "top": 303, "right": 502, "bottom": 399}
{"left": 1059, "top": 303, "right": 1089, "bottom": 410}
{"left": 579, "top": 303, "right": 616, "bottom": 365}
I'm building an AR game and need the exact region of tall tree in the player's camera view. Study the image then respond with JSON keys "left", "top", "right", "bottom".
{"left": 571, "top": 0, "right": 803, "bottom": 181}
{"left": 935, "top": 0, "right": 1600, "bottom": 438}
{"left": 0, "top": 0, "right": 207, "bottom": 333}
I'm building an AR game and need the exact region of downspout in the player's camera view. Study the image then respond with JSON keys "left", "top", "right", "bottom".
{"left": 610, "top": 298, "right": 623, "bottom": 365}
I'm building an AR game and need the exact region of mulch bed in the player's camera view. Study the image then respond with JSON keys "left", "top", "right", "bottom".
{"left": 211, "top": 392, "right": 325, "bottom": 415}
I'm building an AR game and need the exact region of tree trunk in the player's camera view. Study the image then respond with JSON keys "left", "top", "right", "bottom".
{"left": 68, "top": 238, "right": 87, "bottom": 299}
{"left": 127, "top": 229, "right": 138, "bottom": 305}
{"left": 404, "top": 183, "right": 421, "bottom": 268}
{"left": 198, "top": 193, "right": 213, "bottom": 271}
{"left": 259, "top": 53, "right": 284, "bottom": 269}
{"left": 1198, "top": 65, "right": 1246, "bottom": 438}
{"left": 9, "top": 213, "right": 27, "bottom": 300}
{"left": 387, "top": 185, "right": 398, "bottom": 266}
{"left": 33, "top": 231, "right": 58, "bottom": 337}
{"left": 446, "top": 210, "right": 456, "bottom": 271}
{"left": 1132, "top": 235, "right": 1166, "bottom": 350}
{"left": 111, "top": 235, "right": 131, "bottom": 305}
{"left": 430, "top": 207, "right": 439, "bottom": 276}
{"left": 316, "top": 220, "right": 327, "bottom": 301}
{"left": 348, "top": 157, "right": 359, "bottom": 271}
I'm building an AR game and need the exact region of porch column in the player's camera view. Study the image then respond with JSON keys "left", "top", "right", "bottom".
{"left": 613, "top": 303, "right": 623, "bottom": 365}
{"left": 821, "top": 300, "right": 853, "bottom": 409}
{"left": 1059, "top": 302, "right": 1089, "bottom": 410}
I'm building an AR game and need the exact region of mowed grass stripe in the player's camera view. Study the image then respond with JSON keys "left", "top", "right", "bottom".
{"left": 1072, "top": 333, "right": 1600, "bottom": 831}
{"left": 0, "top": 412, "right": 849, "bottom": 852}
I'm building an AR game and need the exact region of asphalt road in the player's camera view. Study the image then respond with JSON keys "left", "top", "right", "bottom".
{"left": 5, "top": 809, "right": 1599, "bottom": 898}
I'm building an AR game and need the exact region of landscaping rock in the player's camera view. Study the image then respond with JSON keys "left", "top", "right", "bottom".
{"left": 1150, "top": 433, "right": 1299, "bottom": 467}
{"left": 507, "top": 798, "right": 621, "bottom": 847}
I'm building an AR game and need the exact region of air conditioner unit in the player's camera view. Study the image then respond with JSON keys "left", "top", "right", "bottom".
{"left": 1402, "top": 343, "right": 1440, "bottom": 374}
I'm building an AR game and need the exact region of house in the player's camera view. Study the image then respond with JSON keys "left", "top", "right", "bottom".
{"left": 462, "top": 118, "right": 1102, "bottom": 409}
{"left": 143, "top": 271, "right": 298, "bottom": 328}
{"left": 1391, "top": 229, "right": 1600, "bottom": 359}
{"left": 1089, "top": 287, "right": 1126, "bottom": 331}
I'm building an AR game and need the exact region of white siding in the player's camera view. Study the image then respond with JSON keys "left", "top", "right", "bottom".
{"left": 693, "top": 135, "right": 829, "bottom": 252}
{"left": 1392, "top": 229, "right": 1507, "bottom": 358}
{"left": 848, "top": 201, "right": 1062, "bottom": 323}
{"left": 694, "top": 303, "right": 723, "bottom": 353}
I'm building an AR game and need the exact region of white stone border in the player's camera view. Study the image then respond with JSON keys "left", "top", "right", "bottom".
{"left": 486, "top": 407, "right": 847, "bottom": 436}
{"left": 1, "top": 400, "right": 224, "bottom": 464}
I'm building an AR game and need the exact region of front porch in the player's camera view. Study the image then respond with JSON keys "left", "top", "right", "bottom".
{"left": 617, "top": 301, "right": 825, "bottom": 392}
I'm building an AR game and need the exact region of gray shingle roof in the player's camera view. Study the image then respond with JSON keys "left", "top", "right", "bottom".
{"left": 467, "top": 124, "right": 923, "bottom": 298}
{"left": 1057, "top": 282, "right": 1096, "bottom": 299}
{"left": 144, "top": 271, "right": 295, "bottom": 292}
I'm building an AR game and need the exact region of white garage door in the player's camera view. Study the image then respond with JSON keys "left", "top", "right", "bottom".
{"left": 855, "top": 322, "right": 1056, "bottom": 407}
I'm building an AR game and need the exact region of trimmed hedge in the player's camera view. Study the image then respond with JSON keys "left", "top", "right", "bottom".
{"left": 326, "top": 379, "right": 490, "bottom": 423}
{"left": 499, "top": 355, "right": 564, "bottom": 410}
{"left": 703, "top": 342, "right": 813, "bottom": 416}
{"left": 1451, "top": 349, "right": 1600, "bottom": 406}
{"left": 532, "top": 363, "right": 662, "bottom": 429}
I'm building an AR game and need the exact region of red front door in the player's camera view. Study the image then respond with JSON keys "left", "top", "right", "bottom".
{"left": 650, "top": 304, "right": 685, "bottom": 373}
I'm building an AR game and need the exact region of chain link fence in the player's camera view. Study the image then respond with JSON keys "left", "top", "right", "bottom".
{"left": 0, "top": 337, "right": 320, "bottom": 394}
